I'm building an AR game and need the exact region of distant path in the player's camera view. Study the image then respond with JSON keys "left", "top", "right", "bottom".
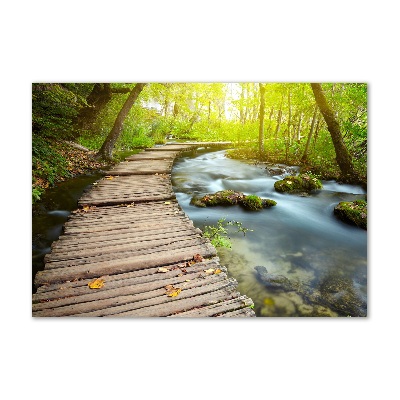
{"left": 32, "top": 142, "right": 256, "bottom": 317}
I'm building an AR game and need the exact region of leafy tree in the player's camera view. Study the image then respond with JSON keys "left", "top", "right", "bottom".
{"left": 310, "top": 83, "right": 358, "bottom": 181}
{"left": 96, "top": 83, "right": 148, "bottom": 160}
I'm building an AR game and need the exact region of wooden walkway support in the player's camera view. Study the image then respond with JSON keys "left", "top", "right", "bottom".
{"left": 32, "top": 142, "right": 256, "bottom": 317}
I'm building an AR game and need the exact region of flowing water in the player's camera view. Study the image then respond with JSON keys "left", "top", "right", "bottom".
{"left": 171, "top": 149, "right": 367, "bottom": 317}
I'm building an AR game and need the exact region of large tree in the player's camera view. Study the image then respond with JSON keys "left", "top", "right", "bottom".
{"left": 310, "top": 83, "right": 358, "bottom": 181}
{"left": 76, "top": 83, "right": 131, "bottom": 131}
{"left": 96, "top": 83, "right": 147, "bottom": 160}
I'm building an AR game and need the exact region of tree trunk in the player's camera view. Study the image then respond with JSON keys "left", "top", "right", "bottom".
{"left": 296, "top": 112, "right": 303, "bottom": 142}
{"left": 77, "top": 83, "right": 112, "bottom": 131}
{"left": 239, "top": 84, "right": 245, "bottom": 124}
{"left": 173, "top": 102, "right": 179, "bottom": 117}
{"left": 258, "top": 83, "right": 266, "bottom": 157}
{"left": 96, "top": 83, "right": 147, "bottom": 161}
{"left": 275, "top": 96, "right": 283, "bottom": 139}
{"left": 287, "top": 87, "right": 292, "bottom": 145}
{"left": 310, "top": 83, "right": 357, "bottom": 180}
{"left": 301, "top": 104, "right": 317, "bottom": 163}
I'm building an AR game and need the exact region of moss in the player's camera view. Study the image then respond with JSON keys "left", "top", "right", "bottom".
{"left": 190, "top": 190, "right": 244, "bottom": 207}
{"left": 191, "top": 191, "right": 277, "bottom": 211}
{"left": 334, "top": 200, "right": 367, "bottom": 230}
{"left": 262, "top": 199, "right": 277, "bottom": 207}
{"left": 241, "top": 194, "right": 263, "bottom": 210}
{"left": 274, "top": 173, "right": 323, "bottom": 194}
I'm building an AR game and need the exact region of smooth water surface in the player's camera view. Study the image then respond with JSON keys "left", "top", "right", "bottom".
{"left": 172, "top": 149, "right": 367, "bottom": 317}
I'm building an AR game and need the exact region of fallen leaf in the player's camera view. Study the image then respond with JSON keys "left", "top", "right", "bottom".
{"left": 158, "top": 267, "right": 169, "bottom": 273}
{"left": 193, "top": 254, "right": 203, "bottom": 262}
{"left": 105, "top": 175, "right": 114, "bottom": 180}
{"left": 204, "top": 268, "right": 215, "bottom": 274}
{"left": 164, "top": 201, "right": 171, "bottom": 205}
{"left": 214, "top": 269, "right": 222, "bottom": 274}
{"left": 187, "top": 261, "right": 195, "bottom": 266}
{"left": 83, "top": 205, "right": 90, "bottom": 212}
{"left": 88, "top": 278, "right": 105, "bottom": 289}
{"left": 167, "top": 288, "right": 182, "bottom": 297}
{"left": 165, "top": 284, "right": 182, "bottom": 297}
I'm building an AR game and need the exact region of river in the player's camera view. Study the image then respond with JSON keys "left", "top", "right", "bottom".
{"left": 171, "top": 148, "right": 367, "bottom": 317}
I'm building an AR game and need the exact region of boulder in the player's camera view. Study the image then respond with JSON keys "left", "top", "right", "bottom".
{"left": 274, "top": 173, "right": 323, "bottom": 194}
{"left": 334, "top": 200, "right": 367, "bottom": 230}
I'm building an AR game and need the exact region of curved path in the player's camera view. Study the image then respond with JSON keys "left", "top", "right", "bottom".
{"left": 32, "top": 142, "right": 256, "bottom": 317}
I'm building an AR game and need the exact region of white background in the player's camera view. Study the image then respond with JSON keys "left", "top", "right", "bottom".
{"left": 1, "top": 1, "right": 398, "bottom": 399}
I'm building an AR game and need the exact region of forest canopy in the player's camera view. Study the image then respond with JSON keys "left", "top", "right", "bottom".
{"left": 32, "top": 82, "right": 367, "bottom": 202}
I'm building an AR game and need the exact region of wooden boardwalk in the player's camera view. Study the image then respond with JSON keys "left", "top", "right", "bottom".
{"left": 32, "top": 142, "right": 256, "bottom": 317}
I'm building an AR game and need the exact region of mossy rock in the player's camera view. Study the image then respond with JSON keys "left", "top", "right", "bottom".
{"left": 190, "top": 190, "right": 244, "bottom": 207}
{"left": 274, "top": 173, "right": 323, "bottom": 194}
{"left": 190, "top": 191, "right": 277, "bottom": 211}
{"left": 240, "top": 195, "right": 277, "bottom": 210}
{"left": 334, "top": 200, "right": 367, "bottom": 230}
{"left": 241, "top": 194, "right": 263, "bottom": 210}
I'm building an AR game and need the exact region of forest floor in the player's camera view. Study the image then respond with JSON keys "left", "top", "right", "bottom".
{"left": 34, "top": 141, "right": 110, "bottom": 192}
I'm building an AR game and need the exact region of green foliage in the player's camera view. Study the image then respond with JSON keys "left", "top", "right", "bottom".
{"left": 240, "top": 195, "right": 263, "bottom": 210}
{"left": 203, "top": 218, "right": 253, "bottom": 249}
{"left": 32, "top": 186, "right": 44, "bottom": 204}
{"left": 32, "top": 136, "right": 72, "bottom": 186}
{"left": 32, "top": 83, "right": 88, "bottom": 140}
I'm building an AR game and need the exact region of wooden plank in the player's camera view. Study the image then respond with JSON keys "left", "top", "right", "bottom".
{"left": 168, "top": 295, "right": 253, "bottom": 317}
{"left": 108, "top": 286, "right": 240, "bottom": 318}
{"left": 33, "top": 270, "right": 229, "bottom": 312}
{"left": 106, "top": 159, "right": 173, "bottom": 175}
{"left": 125, "top": 151, "right": 179, "bottom": 161}
{"left": 216, "top": 308, "right": 257, "bottom": 317}
{"left": 33, "top": 260, "right": 225, "bottom": 302}
{"left": 47, "top": 230, "right": 200, "bottom": 259}
{"left": 62, "top": 216, "right": 191, "bottom": 234}
{"left": 145, "top": 145, "right": 195, "bottom": 151}
{"left": 78, "top": 174, "right": 175, "bottom": 206}
{"left": 76, "top": 280, "right": 239, "bottom": 317}
{"left": 34, "top": 242, "right": 217, "bottom": 285}
{"left": 44, "top": 237, "right": 210, "bottom": 269}
{"left": 33, "top": 276, "right": 237, "bottom": 317}
{"left": 35, "top": 257, "right": 222, "bottom": 294}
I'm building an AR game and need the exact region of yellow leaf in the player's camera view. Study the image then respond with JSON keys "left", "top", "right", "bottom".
{"left": 158, "top": 267, "right": 169, "bottom": 273}
{"left": 167, "top": 288, "right": 182, "bottom": 297}
{"left": 164, "top": 201, "right": 171, "bottom": 205}
{"left": 88, "top": 278, "right": 105, "bottom": 289}
{"left": 204, "top": 268, "right": 215, "bottom": 274}
{"left": 105, "top": 175, "right": 114, "bottom": 180}
{"left": 83, "top": 205, "right": 90, "bottom": 212}
{"left": 214, "top": 269, "right": 222, "bottom": 274}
